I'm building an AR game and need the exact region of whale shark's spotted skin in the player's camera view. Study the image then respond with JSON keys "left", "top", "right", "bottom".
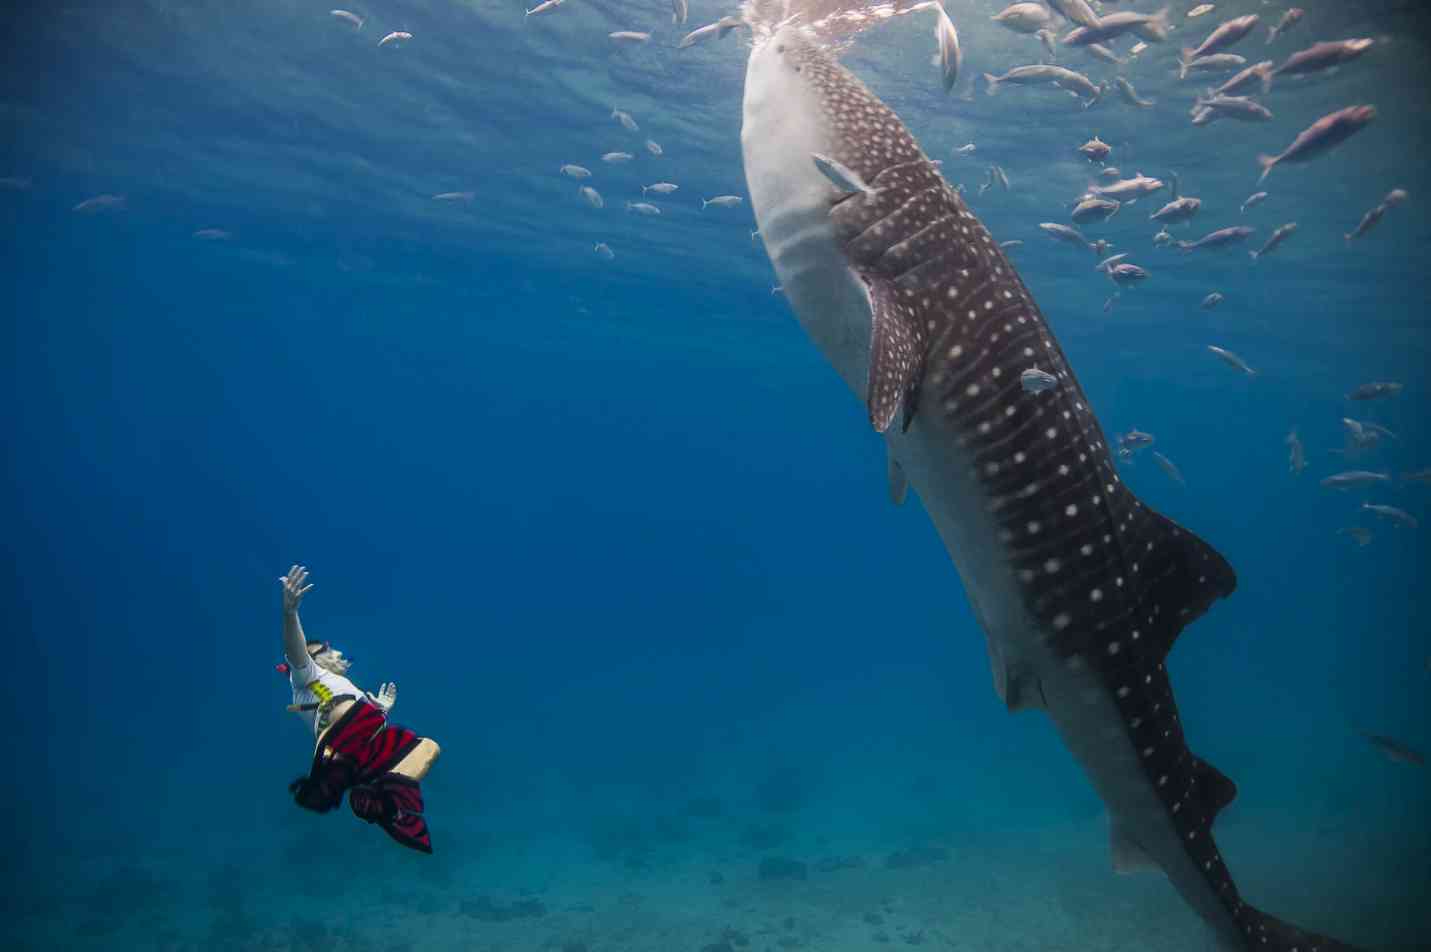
{"left": 742, "top": 25, "right": 1362, "bottom": 952}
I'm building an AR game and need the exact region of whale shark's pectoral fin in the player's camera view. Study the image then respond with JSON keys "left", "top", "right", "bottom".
{"left": 886, "top": 446, "right": 908, "bottom": 506}
{"left": 1109, "top": 820, "right": 1161, "bottom": 875}
{"left": 865, "top": 277, "right": 928, "bottom": 433}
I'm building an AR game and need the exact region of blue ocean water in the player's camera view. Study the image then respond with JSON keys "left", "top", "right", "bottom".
{"left": 2, "top": 0, "right": 1428, "bottom": 949}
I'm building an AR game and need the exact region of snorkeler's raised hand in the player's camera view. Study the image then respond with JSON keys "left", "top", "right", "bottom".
{"left": 280, "top": 564, "right": 314, "bottom": 614}
{"left": 373, "top": 682, "right": 397, "bottom": 712}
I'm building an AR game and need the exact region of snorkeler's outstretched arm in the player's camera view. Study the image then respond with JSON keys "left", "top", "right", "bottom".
{"left": 280, "top": 564, "right": 314, "bottom": 669}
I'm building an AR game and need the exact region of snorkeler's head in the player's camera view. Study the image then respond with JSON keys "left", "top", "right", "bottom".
{"left": 306, "top": 640, "right": 351, "bottom": 675}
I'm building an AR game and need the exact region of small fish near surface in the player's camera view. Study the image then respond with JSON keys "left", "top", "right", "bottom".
{"left": 612, "top": 108, "right": 639, "bottom": 132}
{"left": 1319, "top": 470, "right": 1391, "bottom": 490}
{"left": 560, "top": 164, "right": 592, "bottom": 179}
{"left": 1091, "top": 173, "right": 1164, "bottom": 202}
{"left": 645, "top": 139, "right": 664, "bottom": 157}
{"left": 1250, "top": 222, "right": 1296, "bottom": 261}
{"left": 642, "top": 182, "right": 680, "bottom": 196}
{"left": 525, "top": 0, "right": 563, "bottom": 15}
{"left": 1240, "top": 191, "right": 1268, "bottom": 214}
{"left": 1104, "top": 262, "right": 1149, "bottom": 287}
{"left": 1153, "top": 227, "right": 1174, "bottom": 247}
{"left": 1177, "top": 225, "right": 1254, "bottom": 252}
{"left": 934, "top": 4, "right": 962, "bottom": 94}
{"left": 1257, "top": 105, "right": 1376, "bottom": 184}
{"left": 1207, "top": 345, "right": 1256, "bottom": 376}
{"left": 1361, "top": 503, "right": 1419, "bottom": 529}
{"left": 593, "top": 242, "right": 616, "bottom": 261}
{"left": 1201, "top": 292, "right": 1224, "bottom": 310}
{"left": 579, "top": 186, "right": 604, "bottom": 209}
{"left": 602, "top": 151, "right": 635, "bottom": 163}
{"left": 1346, "top": 380, "right": 1403, "bottom": 401}
{"left": 701, "top": 194, "right": 744, "bottom": 209}
{"left": 625, "top": 201, "right": 661, "bottom": 216}
{"left": 609, "top": 31, "right": 652, "bottom": 44}
{"left": 377, "top": 31, "right": 412, "bottom": 47}
{"left": 432, "top": 191, "right": 475, "bottom": 202}
{"left": 1062, "top": 8, "right": 1172, "bottom": 46}
{"left": 1038, "top": 221, "right": 1104, "bottom": 255}
{"left": 737, "top": 26, "right": 1363, "bottom": 950}
{"left": 73, "top": 194, "right": 125, "bottom": 213}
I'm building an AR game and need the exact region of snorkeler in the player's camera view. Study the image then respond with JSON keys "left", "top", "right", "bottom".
{"left": 279, "top": 564, "right": 440, "bottom": 852}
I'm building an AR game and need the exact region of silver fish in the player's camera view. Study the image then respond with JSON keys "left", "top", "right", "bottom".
{"left": 1201, "top": 292, "right": 1224, "bottom": 309}
{"left": 1096, "top": 252, "right": 1130, "bottom": 272}
{"left": 1207, "top": 345, "right": 1256, "bottom": 375}
{"left": 1153, "top": 451, "right": 1186, "bottom": 486}
{"left": 1188, "top": 4, "right": 1216, "bottom": 18}
{"left": 1114, "top": 77, "right": 1154, "bottom": 108}
{"left": 1085, "top": 43, "right": 1125, "bottom": 65}
{"left": 1078, "top": 135, "right": 1111, "bottom": 163}
{"left": 525, "top": 0, "right": 562, "bottom": 15}
{"left": 1120, "top": 429, "right": 1155, "bottom": 451}
{"left": 642, "top": 182, "right": 680, "bottom": 196}
{"left": 1285, "top": 428, "right": 1305, "bottom": 475}
{"left": 73, "top": 194, "right": 125, "bottom": 213}
{"left": 612, "top": 109, "right": 639, "bottom": 132}
{"left": 1240, "top": 191, "right": 1267, "bottom": 214}
{"left": 991, "top": 2, "right": 1053, "bottom": 35}
{"left": 1273, "top": 39, "right": 1373, "bottom": 78}
{"left": 593, "top": 242, "right": 615, "bottom": 260}
{"left": 560, "top": 164, "right": 592, "bottom": 179}
{"left": 1179, "top": 53, "right": 1247, "bottom": 80}
{"left": 1105, "top": 262, "right": 1149, "bottom": 286}
{"left": 645, "top": 139, "right": 664, "bottom": 157}
{"left": 330, "top": 9, "right": 364, "bottom": 29}
{"left": 701, "top": 195, "right": 743, "bottom": 209}
{"left": 983, "top": 65, "right": 1102, "bottom": 104}
{"left": 377, "top": 31, "right": 412, "bottom": 47}
{"left": 625, "top": 201, "right": 661, "bottom": 215}
{"left": 432, "top": 191, "right": 474, "bottom": 202}
{"left": 1193, "top": 94, "right": 1273, "bottom": 123}
{"left": 1178, "top": 226, "right": 1254, "bottom": 252}
{"left": 192, "top": 228, "right": 231, "bottom": 240}
{"left": 609, "top": 31, "right": 651, "bottom": 43}
{"left": 602, "top": 151, "right": 635, "bottom": 163}
{"left": 1257, "top": 106, "right": 1376, "bottom": 183}
{"left": 671, "top": 0, "right": 688, "bottom": 27}
{"left": 1319, "top": 471, "right": 1391, "bottom": 489}
{"left": 1347, "top": 381, "right": 1403, "bottom": 400}
{"left": 579, "top": 185, "right": 604, "bottom": 209}
{"left": 954, "top": 143, "right": 977, "bottom": 155}
{"left": 1092, "top": 173, "right": 1165, "bottom": 202}
{"left": 1266, "top": 8, "right": 1303, "bottom": 45}
{"left": 1345, "top": 190, "right": 1407, "bottom": 242}
{"left": 934, "top": 5, "right": 962, "bottom": 94}
{"left": 1000, "top": 239, "right": 1024, "bottom": 250}
{"left": 1250, "top": 222, "right": 1296, "bottom": 260}
{"left": 1099, "top": 167, "right": 1122, "bottom": 181}
{"left": 1183, "top": 14, "right": 1259, "bottom": 61}
{"left": 1153, "top": 228, "right": 1174, "bottom": 247}
{"left": 1361, "top": 503, "right": 1418, "bottom": 529}
{"left": 739, "top": 30, "right": 1354, "bottom": 949}
{"left": 1150, "top": 197, "right": 1201, "bottom": 225}
{"left": 1046, "top": 0, "right": 1100, "bottom": 30}
{"left": 1072, "top": 196, "right": 1121, "bottom": 224}
{"left": 813, "top": 152, "right": 878, "bottom": 196}
{"left": 1214, "top": 60, "right": 1275, "bottom": 97}
{"left": 1038, "top": 221, "right": 1100, "bottom": 253}
{"left": 1062, "top": 8, "right": 1172, "bottom": 46}
{"left": 1020, "top": 366, "right": 1059, "bottom": 393}
{"left": 678, "top": 16, "right": 742, "bottom": 49}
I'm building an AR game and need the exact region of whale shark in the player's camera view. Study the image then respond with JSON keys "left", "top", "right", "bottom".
{"left": 740, "top": 17, "right": 1362, "bottom": 952}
